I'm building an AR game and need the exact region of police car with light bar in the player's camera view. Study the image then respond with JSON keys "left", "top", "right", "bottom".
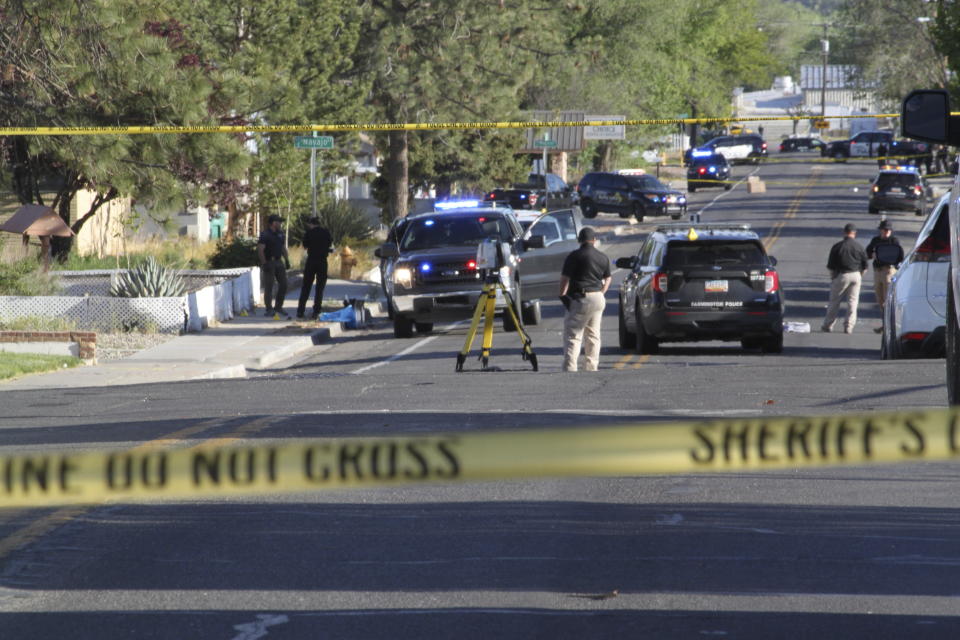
{"left": 686, "top": 151, "right": 732, "bottom": 192}
{"left": 868, "top": 165, "right": 928, "bottom": 216}
{"left": 615, "top": 223, "right": 784, "bottom": 353}
{"left": 377, "top": 201, "right": 583, "bottom": 337}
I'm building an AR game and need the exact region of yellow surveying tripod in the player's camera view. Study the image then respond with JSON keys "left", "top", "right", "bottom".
{"left": 455, "top": 238, "right": 537, "bottom": 372}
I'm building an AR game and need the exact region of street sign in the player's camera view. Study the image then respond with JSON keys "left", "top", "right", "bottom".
{"left": 813, "top": 119, "right": 830, "bottom": 130}
{"left": 584, "top": 115, "right": 625, "bottom": 140}
{"left": 295, "top": 135, "right": 334, "bottom": 149}
{"left": 533, "top": 139, "right": 558, "bottom": 148}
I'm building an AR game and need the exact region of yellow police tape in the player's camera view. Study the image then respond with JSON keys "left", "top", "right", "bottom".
{"left": 2, "top": 408, "right": 958, "bottom": 507}
{"left": 0, "top": 113, "right": 903, "bottom": 136}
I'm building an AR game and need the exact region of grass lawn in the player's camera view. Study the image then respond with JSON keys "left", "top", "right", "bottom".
{"left": 0, "top": 352, "right": 81, "bottom": 381}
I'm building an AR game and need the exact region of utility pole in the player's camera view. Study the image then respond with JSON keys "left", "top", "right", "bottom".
{"left": 820, "top": 22, "right": 829, "bottom": 122}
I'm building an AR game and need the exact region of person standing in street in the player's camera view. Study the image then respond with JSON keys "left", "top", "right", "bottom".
{"left": 257, "top": 214, "right": 291, "bottom": 318}
{"left": 822, "top": 223, "right": 868, "bottom": 334}
{"left": 865, "top": 219, "right": 904, "bottom": 333}
{"left": 297, "top": 216, "right": 333, "bottom": 319}
{"left": 559, "top": 227, "right": 611, "bottom": 372}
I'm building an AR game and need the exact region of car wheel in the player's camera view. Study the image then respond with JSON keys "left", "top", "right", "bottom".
{"left": 618, "top": 302, "right": 635, "bottom": 351}
{"left": 740, "top": 337, "right": 761, "bottom": 350}
{"left": 521, "top": 299, "right": 541, "bottom": 326}
{"left": 688, "top": 184, "right": 696, "bottom": 193}
{"left": 760, "top": 332, "right": 784, "bottom": 354}
{"left": 634, "top": 307, "right": 658, "bottom": 354}
{"left": 868, "top": 206, "right": 879, "bottom": 214}
{"left": 581, "top": 200, "right": 598, "bottom": 219}
{"left": 916, "top": 208, "right": 925, "bottom": 217}
{"left": 393, "top": 314, "right": 414, "bottom": 338}
{"left": 947, "top": 276, "right": 960, "bottom": 404}
{"left": 386, "top": 295, "right": 395, "bottom": 320}
{"left": 631, "top": 203, "right": 644, "bottom": 223}
{"left": 723, "top": 183, "right": 732, "bottom": 191}
{"left": 414, "top": 322, "right": 433, "bottom": 334}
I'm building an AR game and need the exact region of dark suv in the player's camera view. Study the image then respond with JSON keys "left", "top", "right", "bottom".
{"left": 378, "top": 206, "right": 582, "bottom": 337}
{"left": 686, "top": 152, "right": 732, "bottom": 192}
{"left": 868, "top": 166, "right": 927, "bottom": 216}
{"left": 576, "top": 171, "right": 686, "bottom": 221}
{"left": 615, "top": 223, "right": 784, "bottom": 353}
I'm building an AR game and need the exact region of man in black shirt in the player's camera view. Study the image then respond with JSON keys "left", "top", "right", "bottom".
{"left": 297, "top": 217, "right": 333, "bottom": 319}
{"left": 865, "top": 219, "right": 904, "bottom": 332}
{"left": 559, "top": 227, "right": 611, "bottom": 371}
{"left": 257, "top": 215, "right": 291, "bottom": 318}
{"left": 822, "top": 223, "right": 868, "bottom": 334}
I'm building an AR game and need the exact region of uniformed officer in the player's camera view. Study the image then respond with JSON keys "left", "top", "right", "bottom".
{"left": 822, "top": 223, "right": 868, "bottom": 334}
{"left": 257, "top": 214, "right": 291, "bottom": 318}
{"left": 297, "top": 216, "right": 333, "bottom": 319}
{"left": 865, "top": 218, "right": 904, "bottom": 332}
{"left": 559, "top": 227, "right": 611, "bottom": 372}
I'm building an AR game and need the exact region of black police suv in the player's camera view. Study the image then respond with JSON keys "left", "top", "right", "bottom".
{"left": 378, "top": 205, "right": 583, "bottom": 337}
{"left": 576, "top": 171, "right": 687, "bottom": 221}
{"left": 868, "top": 165, "right": 927, "bottom": 216}
{"left": 616, "top": 223, "right": 784, "bottom": 354}
{"left": 686, "top": 152, "right": 732, "bottom": 192}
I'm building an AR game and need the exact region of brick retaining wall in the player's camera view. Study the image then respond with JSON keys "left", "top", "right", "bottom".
{"left": 0, "top": 331, "right": 96, "bottom": 360}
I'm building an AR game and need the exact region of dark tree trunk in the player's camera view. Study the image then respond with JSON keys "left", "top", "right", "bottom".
{"left": 387, "top": 130, "right": 409, "bottom": 220}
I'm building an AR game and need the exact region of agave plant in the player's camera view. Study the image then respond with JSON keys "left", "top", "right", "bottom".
{"left": 110, "top": 257, "right": 186, "bottom": 298}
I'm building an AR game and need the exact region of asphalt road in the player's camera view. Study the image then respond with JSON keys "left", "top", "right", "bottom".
{"left": 0, "top": 154, "right": 957, "bottom": 639}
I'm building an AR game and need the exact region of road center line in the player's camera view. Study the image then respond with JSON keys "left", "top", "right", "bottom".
{"left": 351, "top": 320, "right": 467, "bottom": 374}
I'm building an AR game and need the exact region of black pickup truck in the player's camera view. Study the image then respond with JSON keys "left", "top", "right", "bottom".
{"left": 484, "top": 173, "right": 577, "bottom": 211}
{"left": 377, "top": 205, "right": 583, "bottom": 338}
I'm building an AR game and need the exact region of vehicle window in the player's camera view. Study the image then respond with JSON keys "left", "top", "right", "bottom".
{"left": 597, "top": 174, "right": 616, "bottom": 189}
{"left": 530, "top": 216, "right": 561, "bottom": 245}
{"left": 663, "top": 240, "right": 765, "bottom": 267}
{"left": 852, "top": 133, "right": 868, "bottom": 143}
{"left": 629, "top": 175, "right": 666, "bottom": 190}
{"left": 876, "top": 174, "right": 919, "bottom": 188}
{"left": 400, "top": 215, "right": 513, "bottom": 250}
{"left": 650, "top": 241, "right": 665, "bottom": 267}
{"left": 638, "top": 238, "right": 655, "bottom": 266}
{"left": 549, "top": 211, "right": 578, "bottom": 240}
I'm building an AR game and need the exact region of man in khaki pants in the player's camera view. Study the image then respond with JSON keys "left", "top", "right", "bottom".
{"left": 560, "top": 227, "right": 611, "bottom": 371}
{"left": 821, "top": 223, "right": 868, "bottom": 334}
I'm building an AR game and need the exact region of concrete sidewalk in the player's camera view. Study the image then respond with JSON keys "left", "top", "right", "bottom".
{"left": 1, "top": 278, "right": 385, "bottom": 391}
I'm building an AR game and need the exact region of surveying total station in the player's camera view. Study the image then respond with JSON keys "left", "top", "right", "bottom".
{"left": 455, "top": 237, "right": 538, "bottom": 372}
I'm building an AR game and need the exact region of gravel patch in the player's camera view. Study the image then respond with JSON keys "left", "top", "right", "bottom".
{"left": 96, "top": 332, "right": 179, "bottom": 361}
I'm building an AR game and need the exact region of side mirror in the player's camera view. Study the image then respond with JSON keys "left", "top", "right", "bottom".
{"left": 615, "top": 256, "right": 637, "bottom": 269}
{"left": 768, "top": 255, "right": 778, "bottom": 267}
{"left": 378, "top": 243, "right": 399, "bottom": 259}
{"left": 373, "top": 248, "right": 382, "bottom": 258}
{"left": 902, "top": 89, "right": 957, "bottom": 144}
{"left": 524, "top": 235, "right": 545, "bottom": 250}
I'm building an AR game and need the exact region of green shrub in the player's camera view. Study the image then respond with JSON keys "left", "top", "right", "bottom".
{"left": 315, "top": 199, "right": 375, "bottom": 246}
{"left": 0, "top": 315, "right": 78, "bottom": 331}
{"left": 208, "top": 236, "right": 258, "bottom": 269}
{"left": 0, "top": 259, "right": 62, "bottom": 295}
{"left": 110, "top": 257, "right": 186, "bottom": 297}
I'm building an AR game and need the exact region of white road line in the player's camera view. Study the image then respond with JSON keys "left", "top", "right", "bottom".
{"left": 693, "top": 165, "right": 761, "bottom": 217}
{"left": 350, "top": 320, "right": 466, "bottom": 374}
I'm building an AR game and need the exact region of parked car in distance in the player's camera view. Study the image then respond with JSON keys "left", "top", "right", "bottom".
{"left": 823, "top": 130, "right": 894, "bottom": 160}
{"left": 779, "top": 137, "right": 824, "bottom": 153}
{"left": 868, "top": 165, "right": 928, "bottom": 216}
{"left": 576, "top": 171, "right": 687, "bottom": 221}
{"left": 484, "top": 172, "right": 576, "bottom": 211}
{"left": 881, "top": 194, "right": 949, "bottom": 359}
{"left": 684, "top": 134, "right": 767, "bottom": 165}
{"left": 616, "top": 223, "right": 784, "bottom": 354}
{"left": 378, "top": 203, "right": 582, "bottom": 337}
{"left": 686, "top": 152, "right": 732, "bottom": 192}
